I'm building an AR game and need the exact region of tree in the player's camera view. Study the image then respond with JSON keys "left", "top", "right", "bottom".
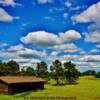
{"left": 20, "top": 68, "right": 26, "bottom": 76}
{"left": 50, "top": 60, "right": 63, "bottom": 85}
{"left": 20, "top": 67, "right": 36, "bottom": 76}
{"left": 36, "top": 61, "right": 48, "bottom": 78}
{"left": 82, "top": 70, "right": 96, "bottom": 76}
{"left": 7, "top": 60, "right": 20, "bottom": 75}
{"left": 25, "top": 67, "right": 35, "bottom": 76}
{"left": 64, "top": 61, "right": 79, "bottom": 84}
{"left": 95, "top": 72, "right": 100, "bottom": 78}
{"left": 0, "top": 61, "right": 5, "bottom": 75}
{"left": 0, "top": 61, "right": 8, "bottom": 76}
{"left": 0, "top": 61, "right": 14, "bottom": 76}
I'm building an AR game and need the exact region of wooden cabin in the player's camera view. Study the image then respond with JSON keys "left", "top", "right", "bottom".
{"left": 0, "top": 76, "right": 45, "bottom": 95}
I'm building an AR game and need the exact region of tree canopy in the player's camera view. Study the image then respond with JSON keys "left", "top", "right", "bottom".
{"left": 0, "top": 60, "right": 20, "bottom": 76}
{"left": 64, "top": 61, "right": 79, "bottom": 84}
{"left": 36, "top": 61, "right": 48, "bottom": 79}
{"left": 50, "top": 60, "right": 63, "bottom": 85}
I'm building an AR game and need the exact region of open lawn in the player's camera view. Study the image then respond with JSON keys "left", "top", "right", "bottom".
{"left": 0, "top": 76, "right": 100, "bottom": 100}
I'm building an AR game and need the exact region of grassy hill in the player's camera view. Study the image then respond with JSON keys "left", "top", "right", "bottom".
{"left": 0, "top": 76, "right": 100, "bottom": 100}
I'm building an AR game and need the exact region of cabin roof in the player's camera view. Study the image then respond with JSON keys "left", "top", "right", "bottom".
{"left": 0, "top": 76, "right": 45, "bottom": 84}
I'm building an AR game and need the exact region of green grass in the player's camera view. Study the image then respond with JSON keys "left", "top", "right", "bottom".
{"left": 0, "top": 76, "right": 100, "bottom": 100}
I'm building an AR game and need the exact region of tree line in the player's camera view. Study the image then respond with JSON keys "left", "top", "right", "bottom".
{"left": 0, "top": 60, "right": 99, "bottom": 85}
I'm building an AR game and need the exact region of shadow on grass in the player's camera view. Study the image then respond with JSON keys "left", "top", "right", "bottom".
{"left": 66, "top": 82, "right": 79, "bottom": 85}
{"left": 14, "top": 91, "right": 32, "bottom": 97}
{"left": 15, "top": 89, "right": 45, "bottom": 98}
{"left": 52, "top": 83, "right": 66, "bottom": 86}
{"left": 52, "top": 82, "right": 79, "bottom": 86}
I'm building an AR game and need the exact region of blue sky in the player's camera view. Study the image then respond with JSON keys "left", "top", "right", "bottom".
{"left": 0, "top": 0, "right": 100, "bottom": 71}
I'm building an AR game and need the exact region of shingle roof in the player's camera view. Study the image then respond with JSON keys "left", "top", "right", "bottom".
{"left": 0, "top": 76, "right": 45, "bottom": 84}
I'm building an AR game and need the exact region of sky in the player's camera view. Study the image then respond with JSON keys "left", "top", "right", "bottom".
{"left": 0, "top": 0, "right": 100, "bottom": 71}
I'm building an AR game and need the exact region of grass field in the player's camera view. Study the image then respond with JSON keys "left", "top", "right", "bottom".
{"left": 0, "top": 76, "right": 100, "bottom": 100}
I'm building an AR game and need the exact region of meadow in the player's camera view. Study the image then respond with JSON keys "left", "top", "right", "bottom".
{"left": 0, "top": 76, "right": 100, "bottom": 100}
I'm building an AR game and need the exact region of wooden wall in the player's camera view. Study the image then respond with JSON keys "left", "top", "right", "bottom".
{"left": 9, "top": 82, "right": 44, "bottom": 94}
{"left": 0, "top": 81, "right": 45, "bottom": 95}
{"left": 0, "top": 81, "right": 9, "bottom": 94}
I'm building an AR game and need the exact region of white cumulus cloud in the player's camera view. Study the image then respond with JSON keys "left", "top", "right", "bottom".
{"left": 21, "top": 31, "right": 60, "bottom": 47}
{"left": 0, "top": 8, "right": 14, "bottom": 22}
{"left": 0, "top": 0, "right": 21, "bottom": 7}
{"left": 85, "top": 31, "right": 100, "bottom": 43}
{"left": 59, "top": 30, "right": 81, "bottom": 43}
{"left": 21, "top": 30, "right": 81, "bottom": 48}
{"left": 52, "top": 43, "right": 82, "bottom": 53}
{"left": 72, "top": 2, "right": 100, "bottom": 44}
{"left": 72, "top": 2, "right": 100, "bottom": 23}
{"left": 37, "top": 0, "right": 53, "bottom": 4}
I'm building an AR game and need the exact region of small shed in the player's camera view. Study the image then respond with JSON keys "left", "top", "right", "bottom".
{"left": 0, "top": 76, "right": 45, "bottom": 95}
